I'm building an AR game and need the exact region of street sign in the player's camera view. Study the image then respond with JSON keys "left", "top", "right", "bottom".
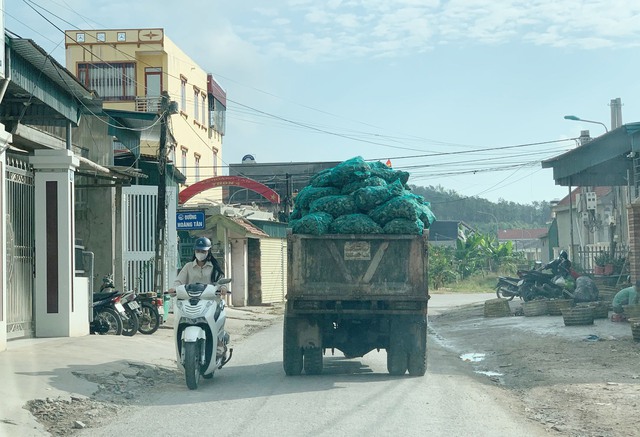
{"left": 176, "top": 211, "right": 205, "bottom": 230}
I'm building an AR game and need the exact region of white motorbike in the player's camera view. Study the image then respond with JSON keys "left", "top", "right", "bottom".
{"left": 173, "top": 279, "right": 233, "bottom": 390}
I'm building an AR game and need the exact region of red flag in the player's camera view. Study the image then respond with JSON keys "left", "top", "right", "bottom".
{"left": 385, "top": 159, "right": 392, "bottom": 168}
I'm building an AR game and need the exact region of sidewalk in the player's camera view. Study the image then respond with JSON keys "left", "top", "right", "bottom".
{"left": 0, "top": 304, "right": 283, "bottom": 437}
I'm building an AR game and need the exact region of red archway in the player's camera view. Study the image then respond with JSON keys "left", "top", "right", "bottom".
{"left": 178, "top": 176, "right": 281, "bottom": 204}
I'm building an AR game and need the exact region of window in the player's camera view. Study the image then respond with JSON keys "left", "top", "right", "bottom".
{"left": 201, "top": 94, "right": 206, "bottom": 126}
{"left": 194, "top": 154, "right": 201, "bottom": 182}
{"left": 77, "top": 63, "right": 135, "bottom": 101}
{"left": 180, "top": 78, "right": 186, "bottom": 112}
{"left": 169, "top": 146, "right": 176, "bottom": 165}
{"left": 181, "top": 147, "right": 188, "bottom": 175}
{"left": 209, "top": 97, "right": 226, "bottom": 136}
{"left": 213, "top": 150, "right": 218, "bottom": 176}
{"left": 193, "top": 89, "right": 199, "bottom": 121}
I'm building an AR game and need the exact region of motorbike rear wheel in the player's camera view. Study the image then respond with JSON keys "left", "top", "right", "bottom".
{"left": 184, "top": 341, "right": 201, "bottom": 390}
{"left": 138, "top": 302, "right": 161, "bottom": 335}
{"left": 121, "top": 307, "right": 139, "bottom": 337}
{"left": 96, "top": 308, "right": 123, "bottom": 335}
{"left": 495, "top": 286, "right": 516, "bottom": 301}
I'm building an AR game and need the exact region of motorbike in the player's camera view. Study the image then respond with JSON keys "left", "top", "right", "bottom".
{"left": 496, "top": 265, "right": 574, "bottom": 302}
{"left": 172, "top": 278, "right": 233, "bottom": 390}
{"left": 495, "top": 275, "right": 521, "bottom": 301}
{"left": 120, "top": 290, "right": 141, "bottom": 337}
{"left": 135, "top": 291, "right": 162, "bottom": 335}
{"left": 90, "top": 289, "right": 126, "bottom": 335}
{"left": 97, "top": 274, "right": 140, "bottom": 336}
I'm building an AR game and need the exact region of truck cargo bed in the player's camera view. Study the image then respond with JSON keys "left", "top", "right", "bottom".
{"left": 287, "top": 233, "right": 428, "bottom": 300}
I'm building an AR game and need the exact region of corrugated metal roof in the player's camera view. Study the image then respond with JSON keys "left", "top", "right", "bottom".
{"left": 9, "top": 37, "right": 99, "bottom": 108}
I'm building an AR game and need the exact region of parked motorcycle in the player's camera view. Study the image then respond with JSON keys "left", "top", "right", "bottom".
{"left": 495, "top": 275, "right": 521, "bottom": 301}
{"left": 120, "top": 291, "right": 141, "bottom": 337}
{"left": 495, "top": 266, "right": 574, "bottom": 302}
{"left": 97, "top": 274, "right": 140, "bottom": 336}
{"left": 90, "top": 289, "right": 125, "bottom": 335}
{"left": 135, "top": 291, "right": 162, "bottom": 335}
{"left": 517, "top": 268, "right": 573, "bottom": 301}
{"left": 171, "top": 279, "right": 233, "bottom": 390}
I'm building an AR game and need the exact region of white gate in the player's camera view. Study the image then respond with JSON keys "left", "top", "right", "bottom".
{"left": 122, "top": 186, "right": 177, "bottom": 293}
{"left": 5, "top": 154, "right": 35, "bottom": 339}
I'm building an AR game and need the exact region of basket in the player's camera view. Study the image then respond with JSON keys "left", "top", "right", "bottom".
{"left": 623, "top": 304, "right": 640, "bottom": 319}
{"left": 561, "top": 306, "right": 594, "bottom": 326}
{"left": 598, "top": 287, "right": 618, "bottom": 303}
{"left": 522, "top": 300, "right": 548, "bottom": 317}
{"left": 484, "top": 298, "right": 511, "bottom": 318}
{"left": 629, "top": 318, "right": 640, "bottom": 342}
{"left": 547, "top": 299, "right": 573, "bottom": 316}
{"left": 577, "top": 301, "right": 609, "bottom": 319}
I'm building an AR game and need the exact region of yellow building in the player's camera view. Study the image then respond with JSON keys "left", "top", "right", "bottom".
{"left": 64, "top": 28, "right": 226, "bottom": 202}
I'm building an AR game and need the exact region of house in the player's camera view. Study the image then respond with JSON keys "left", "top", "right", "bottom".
{"left": 497, "top": 228, "right": 547, "bottom": 262}
{"left": 542, "top": 122, "right": 640, "bottom": 280}
{"left": 65, "top": 28, "right": 229, "bottom": 294}
{"left": 548, "top": 186, "right": 623, "bottom": 273}
{"left": 0, "top": 34, "right": 157, "bottom": 349}
{"left": 428, "top": 220, "right": 474, "bottom": 247}
{"left": 64, "top": 28, "right": 227, "bottom": 204}
{"left": 175, "top": 204, "right": 288, "bottom": 307}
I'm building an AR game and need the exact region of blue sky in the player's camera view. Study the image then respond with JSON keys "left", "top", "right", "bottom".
{"left": 6, "top": 0, "right": 640, "bottom": 203}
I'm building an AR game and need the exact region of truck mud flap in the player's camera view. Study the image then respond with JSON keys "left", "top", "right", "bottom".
{"left": 297, "top": 318, "right": 322, "bottom": 349}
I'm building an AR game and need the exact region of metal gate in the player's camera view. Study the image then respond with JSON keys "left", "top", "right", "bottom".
{"left": 122, "top": 186, "right": 177, "bottom": 293}
{"left": 5, "top": 154, "right": 35, "bottom": 339}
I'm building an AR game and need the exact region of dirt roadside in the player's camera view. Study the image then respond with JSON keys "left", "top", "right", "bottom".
{"left": 429, "top": 299, "right": 640, "bottom": 437}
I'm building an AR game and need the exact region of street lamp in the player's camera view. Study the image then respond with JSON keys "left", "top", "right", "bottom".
{"left": 478, "top": 211, "right": 499, "bottom": 238}
{"left": 563, "top": 115, "right": 609, "bottom": 133}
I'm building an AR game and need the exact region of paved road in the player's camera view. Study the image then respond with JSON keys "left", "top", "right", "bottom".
{"left": 79, "top": 294, "right": 546, "bottom": 437}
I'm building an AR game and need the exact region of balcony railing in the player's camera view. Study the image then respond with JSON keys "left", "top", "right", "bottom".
{"left": 135, "top": 96, "right": 161, "bottom": 113}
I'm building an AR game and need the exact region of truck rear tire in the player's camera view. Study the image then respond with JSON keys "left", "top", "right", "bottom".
{"left": 303, "top": 347, "right": 323, "bottom": 375}
{"left": 283, "top": 317, "right": 303, "bottom": 376}
{"left": 387, "top": 347, "right": 408, "bottom": 375}
{"left": 407, "top": 324, "right": 427, "bottom": 376}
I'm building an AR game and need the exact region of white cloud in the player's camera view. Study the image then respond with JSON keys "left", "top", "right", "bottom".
{"left": 232, "top": 0, "right": 640, "bottom": 63}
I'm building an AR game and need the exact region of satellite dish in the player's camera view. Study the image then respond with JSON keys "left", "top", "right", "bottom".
{"left": 242, "top": 154, "right": 256, "bottom": 163}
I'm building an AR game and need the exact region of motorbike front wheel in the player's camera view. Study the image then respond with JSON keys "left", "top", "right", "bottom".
{"left": 121, "top": 307, "right": 139, "bottom": 337}
{"left": 96, "top": 308, "right": 123, "bottom": 335}
{"left": 138, "top": 302, "right": 161, "bottom": 335}
{"left": 184, "top": 341, "right": 201, "bottom": 390}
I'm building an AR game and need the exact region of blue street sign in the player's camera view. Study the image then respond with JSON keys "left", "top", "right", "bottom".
{"left": 176, "top": 211, "right": 205, "bottom": 230}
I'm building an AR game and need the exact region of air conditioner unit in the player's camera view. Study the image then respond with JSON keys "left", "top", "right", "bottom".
{"left": 585, "top": 192, "right": 597, "bottom": 210}
{"left": 607, "top": 215, "right": 616, "bottom": 226}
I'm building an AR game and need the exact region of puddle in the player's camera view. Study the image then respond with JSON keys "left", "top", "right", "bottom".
{"left": 475, "top": 370, "right": 503, "bottom": 377}
{"left": 460, "top": 353, "right": 486, "bottom": 362}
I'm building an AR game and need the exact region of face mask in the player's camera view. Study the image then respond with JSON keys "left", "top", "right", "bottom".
{"left": 195, "top": 253, "right": 207, "bottom": 262}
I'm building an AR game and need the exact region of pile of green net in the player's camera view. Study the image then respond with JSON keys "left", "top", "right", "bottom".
{"left": 289, "top": 156, "right": 436, "bottom": 235}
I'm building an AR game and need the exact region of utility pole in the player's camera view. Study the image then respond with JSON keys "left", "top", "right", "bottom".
{"left": 153, "top": 91, "right": 170, "bottom": 297}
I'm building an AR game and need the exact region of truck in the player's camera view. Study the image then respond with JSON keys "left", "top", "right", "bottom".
{"left": 283, "top": 233, "right": 429, "bottom": 376}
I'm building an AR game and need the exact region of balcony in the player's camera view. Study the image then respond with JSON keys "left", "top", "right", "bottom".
{"left": 135, "top": 96, "right": 161, "bottom": 113}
